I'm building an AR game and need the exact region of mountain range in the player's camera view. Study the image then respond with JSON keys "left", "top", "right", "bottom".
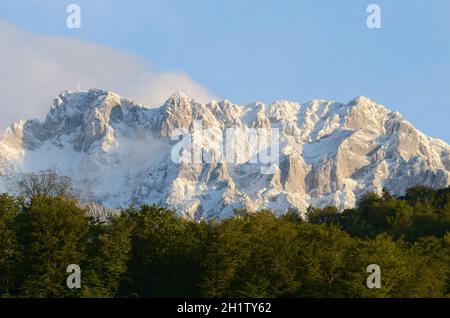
{"left": 0, "top": 89, "right": 449, "bottom": 219}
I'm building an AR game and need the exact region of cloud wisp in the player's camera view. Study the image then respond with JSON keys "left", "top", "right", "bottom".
{"left": 0, "top": 21, "right": 215, "bottom": 131}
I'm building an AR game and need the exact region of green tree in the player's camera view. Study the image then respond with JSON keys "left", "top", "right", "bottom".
{"left": 201, "top": 211, "right": 301, "bottom": 297}
{"left": 412, "top": 235, "right": 450, "bottom": 296}
{"left": 119, "top": 205, "right": 210, "bottom": 297}
{"left": 385, "top": 200, "right": 414, "bottom": 239}
{"left": 14, "top": 196, "right": 89, "bottom": 297}
{"left": 295, "top": 223, "right": 356, "bottom": 297}
{"left": 306, "top": 206, "right": 340, "bottom": 225}
{"left": 0, "top": 194, "right": 20, "bottom": 297}
{"left": 345, "top": 234, "right": 447, "bottom": 297}
{"left": 81, "top": 213, "right": 134, "bottom": 297}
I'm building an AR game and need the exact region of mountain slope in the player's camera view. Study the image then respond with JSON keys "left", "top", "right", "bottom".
{"left": 0, "top": 89, "right": 449, "bottom": 219}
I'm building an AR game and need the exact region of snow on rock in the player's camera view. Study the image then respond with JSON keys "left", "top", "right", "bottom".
{"left": 0, "top": 88, "right": 449, "bottom": 219}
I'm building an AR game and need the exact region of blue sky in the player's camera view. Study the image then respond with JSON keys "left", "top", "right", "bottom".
{"left": 1, "top": 0, "right": 449, "bottom": 142}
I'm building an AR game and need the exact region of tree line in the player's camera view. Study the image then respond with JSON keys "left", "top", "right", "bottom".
{"left": 0, "top": 171, "right": 449, "bottom": 298}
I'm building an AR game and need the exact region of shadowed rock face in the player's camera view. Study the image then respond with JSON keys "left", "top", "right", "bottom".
{"left": 0, "top": 89, "right": 449, "bottom": 219}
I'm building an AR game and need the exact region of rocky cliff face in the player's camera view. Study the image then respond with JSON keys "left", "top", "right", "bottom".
{"left": 0, "top": 89, "right": 449, "bottom": 219}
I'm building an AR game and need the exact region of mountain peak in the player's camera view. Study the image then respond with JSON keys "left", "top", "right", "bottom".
{"left": 168, "top": 91, "right": 190, "bottom": 101}
{"left": 348, "top": 96, "right": 389, "bottom": 112}
{"left": 1, "top": 90, "right": 449, "bottom": 218}
{"left": 50, "top": 88, "right": 120, "bottom": 113}
{"left": 350, "top": 96, "right": 373, "bottom": 106}
{"left": 161, "top": 91, "right": 191, "bottom": 113}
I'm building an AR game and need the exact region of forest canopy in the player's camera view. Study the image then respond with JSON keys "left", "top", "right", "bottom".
{"left": 0, "top": 173, "right": 449, "bottom": 298}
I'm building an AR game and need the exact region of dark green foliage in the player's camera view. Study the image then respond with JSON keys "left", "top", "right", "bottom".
{"left": 201, "top": 211, "right": 300, "bottom": 297}
{"left": 0, "top": 194, "right": 20, "bottom": 296}
{"left": 0, "top": 185, "right": 449, "bottom": 298}
{"left": 295, "top": 223, "right": 355, "bottom": 297}
{"left": 14, "top": 196, "right": 90, "bottom": 297}
{"left": 118, "top": 205, "right": 211, "bottom": 297}
{"left": 344, "top": 234, "right": 447, "bottom": 298}
{"left": 313, "top": 187, "right": 450, "bottom": 241}
{"left": 306, "top": 206, "right": 340, "bottom": 225}
{"left": 81, "top": 214, "right": 134, "bottom": 297}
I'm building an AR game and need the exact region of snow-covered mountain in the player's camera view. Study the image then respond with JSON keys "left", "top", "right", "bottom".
{"left": 0, "top": 89, "right": 449, "bottom": 219}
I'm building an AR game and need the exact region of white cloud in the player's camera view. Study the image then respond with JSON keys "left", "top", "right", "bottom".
{"left": 0, "top": 21, "right": 215, "bottom": 131}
